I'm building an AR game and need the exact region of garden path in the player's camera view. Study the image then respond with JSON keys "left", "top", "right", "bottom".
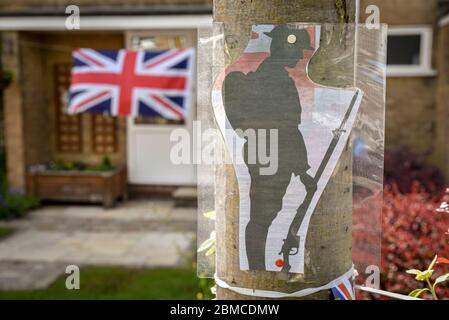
{"left": 0, "top": 200, "right": 196, "bottom": 289}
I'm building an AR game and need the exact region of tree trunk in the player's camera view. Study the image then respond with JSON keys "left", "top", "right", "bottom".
{"left": 213, "top": 0, "right": 357, "bottom": 300}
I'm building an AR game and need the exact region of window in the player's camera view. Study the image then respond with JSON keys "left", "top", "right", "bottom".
{"left": 54, "top": 64, "right": 82, "bottom": 153}
{"left": 91, "top": 114, "right": 118, "bottom": 154}
{"left": 54, "top": 63, "right": 118, "bottom": 155}
{"left": 386, "top": 26, "right": 435, "bottom": 77}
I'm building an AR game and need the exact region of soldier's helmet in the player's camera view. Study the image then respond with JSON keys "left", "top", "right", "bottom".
{"left": 264, "top": 26, "right": 313, "bottom": 66}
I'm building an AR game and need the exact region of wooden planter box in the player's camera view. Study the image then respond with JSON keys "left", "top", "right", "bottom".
{"left": 27, "top": 166, "right": 128, "bottom": 208}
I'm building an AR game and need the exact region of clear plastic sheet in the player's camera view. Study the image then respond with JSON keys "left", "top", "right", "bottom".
{"left": 197, "top": 23, "right": 387, "bottom": 289}
{"left": 197, "top": 23, "right": 225, "bottom": 278}
{"left": 352, "top": 25, "right": 387, "bottom": 287}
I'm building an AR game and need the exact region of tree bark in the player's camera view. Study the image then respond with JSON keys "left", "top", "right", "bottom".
{"left": 213, "top": 0, "right": 357, "bottom": 300}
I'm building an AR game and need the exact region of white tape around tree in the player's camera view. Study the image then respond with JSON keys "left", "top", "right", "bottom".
{"left": 214, "top": 267, "right": 354, "bottom": 298}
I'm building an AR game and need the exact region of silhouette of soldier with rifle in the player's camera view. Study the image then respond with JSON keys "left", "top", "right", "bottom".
{"left": 222, "top": 26, "right": 317, "bottom": 271}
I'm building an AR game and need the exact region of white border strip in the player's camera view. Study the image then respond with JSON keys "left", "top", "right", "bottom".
{"left": 0, "top": 15, "right": 212, "bottom": 31}
{"left": 214, "top": 268, "right": 353, "bottom": 299}
{"left": 355, "top": 285, "right": 422, "bottom": 301}
{"left": 386, "top": 25, "right": 436, "bottom": 77}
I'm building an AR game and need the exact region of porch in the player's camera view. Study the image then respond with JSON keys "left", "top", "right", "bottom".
{"left": 1, "top": 20, "right": 200, "bottom": 197}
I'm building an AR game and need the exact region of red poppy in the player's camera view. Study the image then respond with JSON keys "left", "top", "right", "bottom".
{"left": 275, "top": 259, "right": 284, "bottom": 268}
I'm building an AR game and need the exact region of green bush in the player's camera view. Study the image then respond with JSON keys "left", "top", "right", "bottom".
{"left": 47, "top": 156, "right": 114, "bottom": 172}
{"left": 0, "top": 192, "right": 39, "bottom": 220}
{"left": 85, "top": 156, "right": 114, "bottom": 172}
{"left": 0, "top": 163, "right": 39, "bottom": 220}
{"left": 0, "top": 227, "right": 14, "bottom": 240}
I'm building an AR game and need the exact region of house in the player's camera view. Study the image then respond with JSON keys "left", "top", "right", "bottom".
{"left": 0, "top": 0, "right": 212, "bottom": 198}
{"left": 1, "top": 0, "right": 449, "bottom": 201}
{"left": 361, "top": 0, "right": 449, "bottom": 177}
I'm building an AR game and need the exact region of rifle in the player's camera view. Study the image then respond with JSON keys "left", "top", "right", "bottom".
{"left": 279, "top": 90, "right": 360, "bottom": 273}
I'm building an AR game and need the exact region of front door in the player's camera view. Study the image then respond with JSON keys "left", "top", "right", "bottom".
{"left": 126, "top": 30, "right": 196, "bottom": 185}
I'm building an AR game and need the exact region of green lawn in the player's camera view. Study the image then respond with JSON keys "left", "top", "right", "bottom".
{"left": 0, "top": 266, "right": 214, "bottom": 300}
{"left": 0, "top": 227, "right": 13, "bottom": 240}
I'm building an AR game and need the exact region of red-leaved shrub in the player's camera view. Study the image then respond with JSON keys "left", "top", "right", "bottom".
{"left": 384, "top": 149, "right": 445, "bottom": 194}
{"left": 381, "top": 183, "right": 449, "bottom": 299}
{"left": 354, "top": 183, "right": 449, "bottom": 299}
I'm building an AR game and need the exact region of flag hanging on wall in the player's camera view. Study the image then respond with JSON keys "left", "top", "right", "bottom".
{"left": 68, "top": 48, "right": 195, "bottom": 119}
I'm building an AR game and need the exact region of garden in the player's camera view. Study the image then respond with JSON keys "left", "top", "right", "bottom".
{"left": 0, "top": 149, "right": 449, "bottom": 300}
{"left": 0, "top": 265, "right": 214, "bottom": 300}
{"left": 356, "top": 150, "right": 449, "bottom": 299}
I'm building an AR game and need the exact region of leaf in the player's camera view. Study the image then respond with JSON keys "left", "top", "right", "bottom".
{"left": 197, "top": 231, "right": 216, "bottom": 253}
{"left": 203, "top": 211, "right": 216, "bottom": 220}
{"left": 437, "top": 257, "right": 449, "bottom": 265}
{"left": 409, "top": 288, "right": 430, "bottom": 298}
{"left": 416, "top": 269, "right": 434, "bottom": 281}
{"left": 406, "top": 269, "right": 422, "bottom": 276}
{"left": 210, "top": 286, "right": 217, "bottom": 295}
{"left": 205, "top": 245, "right": 216, "bottom": 257}
{"left": 434, "top": 273, "right": 449, "bottom": 287}
{"left": 428, "top": 255, "right": 438, "bottom": 271}
{"left": 197, "top": 238, "right": 214, "bottom": 253}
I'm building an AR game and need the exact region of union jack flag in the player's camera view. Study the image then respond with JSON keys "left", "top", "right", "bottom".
{"left": 331, "top": 275, "right": 356, "bottom": 300}
{"left": 68, "top": 48, "right": 195, "bottom": 119}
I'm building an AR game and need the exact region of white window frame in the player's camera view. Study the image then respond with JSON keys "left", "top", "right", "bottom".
{"left": 387, "top": 26, "right": 436, "bottom": 77}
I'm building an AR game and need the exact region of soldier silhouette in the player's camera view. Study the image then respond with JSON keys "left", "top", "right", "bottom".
{"left": 223, "top": 26, "right": 318, "bottom": 271}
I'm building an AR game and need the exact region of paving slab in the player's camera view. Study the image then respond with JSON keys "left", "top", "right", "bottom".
{"left": 0, "top": 230, "right": 195, "bottom": 267}
{"left": 0, "top": 261, "right": 66, "bottom": 290}
{"left": 0, "top": 200, "right": 197, "bottom": 290}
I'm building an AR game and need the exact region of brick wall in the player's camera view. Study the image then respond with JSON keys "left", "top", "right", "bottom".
{"left": 2, "top": 1, "right": 446, "bottom": 185}
{"left": 361, "top": 0, "right": 437, "bottom": 25}
{"left": 41, "top": 32, "right": 126, "bottom": 166}
{"left": 1, "top": 32, "right": 26, "bottom": 192}
{"left": 20, "top": 33, "right": 52, "bottom": 167}
{"left": 1, "top": 31, "right": 126, "bottom": 193}
{"left": 435, "top": 24, "right": 449, "bottom": 176}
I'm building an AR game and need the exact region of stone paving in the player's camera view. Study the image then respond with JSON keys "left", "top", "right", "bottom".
{"left": 0, "top": 200, "right": 197, "bottom": 290}
{"left": 0, "top": 261, "right": 66, "bottom": 290}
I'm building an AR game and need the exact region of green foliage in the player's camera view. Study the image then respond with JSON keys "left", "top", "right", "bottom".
{"left": 48, "top": 160, "right": 81, "bottom": 171}
{"left": 0, "top": 192, "right": 40, "bottom": 220}
{"left": 2, "top": 70, "right": 13, "bottom": 82}
{"left": 48, "top": 156, "right": 114, "bottom": 172}
{"left": 197, "top": 277, "right": 215, "bottom": 300}
{"left": 195, "top": 211, "right": 217, "bottom": 299}
{"left": 0, "top": 169, "right": 39, "bottom": 220}
{"left": 407, "top": 255, "right": 449, "bottom": 300}
{"left": 407, "top": 269, "right": 434, "bottom": 282}
{"left": 0, "top": 227, "right": 14, "bottom": 240}
{"left": 196, "top": 211, "right": 217, "bottom": 291}
{"left": 197, "top": 231, "right": 216, "bottom": 257}
{"left": 198, "top": 211, "right": 216, "bottom": 257}
{"left": 85, "top": 156, "right": 114, "bottom": 172}
{"left": 409, "top": 288, "right": 430, "bottom": 298}
{"left": 435, "top": 273, "right": 449, "bottom": 287}
{"left": 0, "top": 70, "right": 13, "bottom": 89}
{"left": 0, "top": 267, "right": 212, "bottom": 300}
